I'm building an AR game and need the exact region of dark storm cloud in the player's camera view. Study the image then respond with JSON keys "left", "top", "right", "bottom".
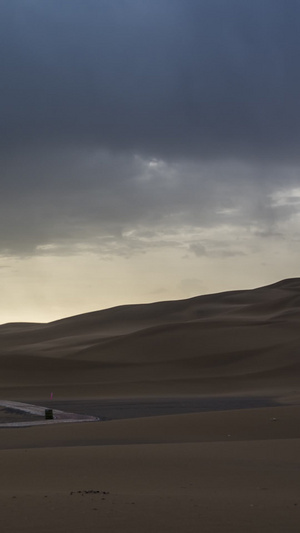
{"left": 0, "top": 149, "right": 295, "bottom": 257}
{"left": 1, "top": 0, "right": 300, "bottom": 160}
{"left": 1, "top": 1, "right": 300, "bottom": 258}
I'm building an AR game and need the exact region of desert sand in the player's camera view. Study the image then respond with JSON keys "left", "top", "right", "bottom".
{"left": 0, "top": 278, "right": 299, "bottom": 532}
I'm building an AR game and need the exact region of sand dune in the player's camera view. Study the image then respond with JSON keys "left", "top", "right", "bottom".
{"left": 0, "top": 278, "right": 300, "bottom": 398}
{"left": 1, "top": 279, "right": 300, "bottom": 532}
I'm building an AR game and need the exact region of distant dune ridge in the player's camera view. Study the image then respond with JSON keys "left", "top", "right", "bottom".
{"left": 0, "top": 278, "right": 300, "bottom": 399}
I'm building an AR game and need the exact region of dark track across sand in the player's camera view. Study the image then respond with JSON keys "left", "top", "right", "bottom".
{"left": 32, "top": 395, "right": 279, "bottom": 421}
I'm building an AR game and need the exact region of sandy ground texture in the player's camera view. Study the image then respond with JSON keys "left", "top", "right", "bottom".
{"left": 0, "top": 279, "right": 300, "bottom": 531}
{"left": 0, "top": 406, "right": 299, "bottom": 533}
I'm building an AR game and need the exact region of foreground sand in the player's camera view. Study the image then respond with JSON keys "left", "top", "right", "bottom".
{"left": 1, "top": 405, "right": 299, "bottom": 532}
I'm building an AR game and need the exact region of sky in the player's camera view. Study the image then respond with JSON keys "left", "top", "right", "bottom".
{"left": 1, "top": 0, "right": 300, "bottom": 323}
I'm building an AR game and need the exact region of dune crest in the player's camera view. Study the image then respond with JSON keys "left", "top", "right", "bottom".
{"left": 0, "top": 278, "right": 300, "bottom": 398}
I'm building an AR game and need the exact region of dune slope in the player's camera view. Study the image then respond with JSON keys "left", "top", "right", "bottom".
{"left": 0, "top": 278, "right": 300, "bottom": 398}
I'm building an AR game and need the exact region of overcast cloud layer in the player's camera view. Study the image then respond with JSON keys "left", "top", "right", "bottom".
{"left": 1, "top": 0, "right": 300, "bottom": 265}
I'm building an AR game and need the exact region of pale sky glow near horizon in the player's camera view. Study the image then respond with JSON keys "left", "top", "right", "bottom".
{"left": 1, "top": 1, "right": 300, "bottom": 324}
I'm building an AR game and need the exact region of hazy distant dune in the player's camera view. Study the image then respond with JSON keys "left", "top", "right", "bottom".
{"left": 0, "top": 278, "right": 300, "bottom": 398}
